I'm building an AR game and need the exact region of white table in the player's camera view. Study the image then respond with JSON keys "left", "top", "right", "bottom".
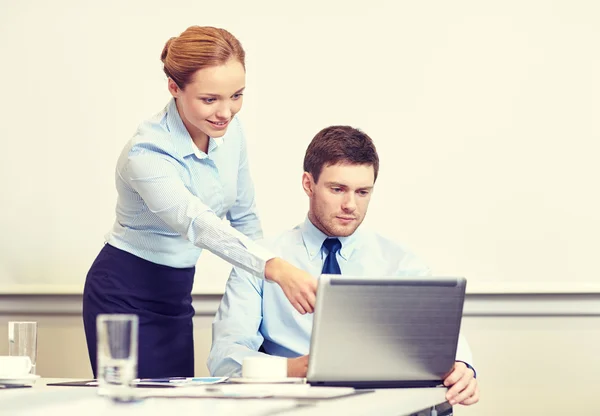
{"left": 0, "top": 379, "right": 451, "bottom": 416}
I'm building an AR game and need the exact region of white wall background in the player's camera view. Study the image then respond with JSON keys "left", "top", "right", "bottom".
{"left": 0, "top": 0, "right": 599, "bottom": 294}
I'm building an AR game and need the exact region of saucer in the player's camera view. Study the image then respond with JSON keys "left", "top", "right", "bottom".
{"left": 0, "top": 374, "right": 41, "bottom": 385}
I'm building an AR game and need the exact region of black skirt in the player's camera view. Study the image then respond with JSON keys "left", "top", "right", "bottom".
{"left": 82, "top": 243, "right": 195, "bottom": 378}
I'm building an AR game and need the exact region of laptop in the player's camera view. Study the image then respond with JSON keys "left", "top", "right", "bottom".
{"left": 306, "top": 275, "right": 466, "bottom": 389}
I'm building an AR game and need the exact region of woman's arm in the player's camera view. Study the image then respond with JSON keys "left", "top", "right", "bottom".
{"left": 125, "top": 143, "right": 316, "bottom": 313}
{"left": 125, "top": 143, "right": 271, "bottom": 277}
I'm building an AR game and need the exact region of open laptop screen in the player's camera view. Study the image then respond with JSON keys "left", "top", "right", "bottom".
{"left": 307, "top": 275, "right": 466, "bottom": 388}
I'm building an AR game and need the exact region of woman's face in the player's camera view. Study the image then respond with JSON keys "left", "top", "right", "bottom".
{"left": 169, "top": 58, "right": 245, "bottom": 144}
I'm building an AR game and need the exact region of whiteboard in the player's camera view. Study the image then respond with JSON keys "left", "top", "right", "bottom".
{"left": 1, "top": 0, "right": 599, "bottom": 294}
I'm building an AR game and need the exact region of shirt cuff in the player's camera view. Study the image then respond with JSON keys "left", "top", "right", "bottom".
{"left": 195, "top": 212, "right": 276, "bottom": 279}
{"left": 455, "top": 360, "right": 477, "bottom": 378}
{"left": 236, "top": 234, "right": 276, "bottom": 279}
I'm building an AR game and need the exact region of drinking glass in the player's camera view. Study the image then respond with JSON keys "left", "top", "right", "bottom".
{"left": 8, "top": 321, "right": 38, "bottom": 375}
{"left": 96, "top": 314, "right": 138, "bottom": 396}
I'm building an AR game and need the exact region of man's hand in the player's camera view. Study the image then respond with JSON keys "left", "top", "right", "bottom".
{"left": 287, "top": 355, "right": 309, "bottom": 377}
{"left": 443, "top": 361, "right": 479, "bottom": 406}
{"left": 265, "top": 258, "right": 317, "bottom": 314}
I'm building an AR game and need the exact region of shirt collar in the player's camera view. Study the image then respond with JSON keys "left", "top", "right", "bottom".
{"left": 300, "top": 216, "right": 360, "bottom": 261}
{"left": 165, "top": 98, "right": 225, "bottom": 159}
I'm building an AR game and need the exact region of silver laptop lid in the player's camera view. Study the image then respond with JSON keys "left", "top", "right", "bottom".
{"left": 307, "top": 275, "right": 466, "bottom": 387}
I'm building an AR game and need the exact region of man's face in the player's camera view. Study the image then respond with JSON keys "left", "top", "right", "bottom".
{"left": 303, "top": 163, "right": 375, "bottom": 237}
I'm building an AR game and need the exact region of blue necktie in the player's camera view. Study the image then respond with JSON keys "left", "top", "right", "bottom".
{"left": 321, "top": 238, "right": 342, "bottom": 274}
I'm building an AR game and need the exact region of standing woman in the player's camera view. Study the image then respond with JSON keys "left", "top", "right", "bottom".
{"left": 83, "top": 26, "right": 317, "bottom": 378}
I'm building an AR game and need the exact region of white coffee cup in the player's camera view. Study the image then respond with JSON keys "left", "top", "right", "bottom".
{"left": 242, "top": 356, "right": 287, "bottom": 379}
{"left": 0, "top": 356, "right": 33, "bottom": 376}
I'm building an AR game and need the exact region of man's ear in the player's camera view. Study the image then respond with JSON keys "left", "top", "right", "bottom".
{"left": 302, "top": 172, "right": 314, "bottom": 197}
{"left": 167, "top": 78, "right": 181, "bottom": 98}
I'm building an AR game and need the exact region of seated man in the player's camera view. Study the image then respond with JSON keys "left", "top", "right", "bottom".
{"left": 208, "top": 126, "right": 479, "bottom": 406}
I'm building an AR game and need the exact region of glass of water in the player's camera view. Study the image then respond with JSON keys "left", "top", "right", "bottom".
{"left": 96, "top": 314, "right": 138, "bottom": 397}
{"left": 8, "top": 321, "right": 38, "bottom": 375}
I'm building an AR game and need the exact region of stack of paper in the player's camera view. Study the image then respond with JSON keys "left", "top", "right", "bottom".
{"left": 137, "top": 383, "right": 363, "bottom": 400}
{"left": 133, "top": 377, "right": 228, "bottom": 387}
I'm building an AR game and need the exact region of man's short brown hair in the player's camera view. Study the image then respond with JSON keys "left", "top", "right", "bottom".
{"left": 303, "top": 126, "right": 379, "bottom": 183}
